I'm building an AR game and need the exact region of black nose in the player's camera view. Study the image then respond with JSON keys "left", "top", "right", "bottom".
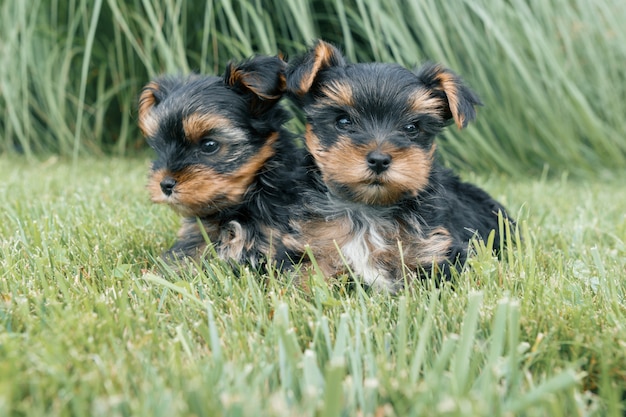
{"left": 160, "top": 176, "right": 177, "bottom": 196}
{"left": 366, "top": 150, "right": 392, "bottom": 174}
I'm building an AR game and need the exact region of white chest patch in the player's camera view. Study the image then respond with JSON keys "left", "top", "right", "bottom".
{"left": 340, "top": 224, "right": 394, "bottom": 291}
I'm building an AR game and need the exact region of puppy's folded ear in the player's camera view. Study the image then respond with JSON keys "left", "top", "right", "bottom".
{"left": 286, "top": 40, "right": 345, "bottom": 97}
{"left": 224, "top": 55, "right": 288, "bottom": 116}
{"left": 138, "top": 76, "right": 188, "bottom": 137}
{"left": 416, "top": 63, "right": 482, "bottom": 129}
{"left": 138, "top": 81, "right": 162, "bottom": 137}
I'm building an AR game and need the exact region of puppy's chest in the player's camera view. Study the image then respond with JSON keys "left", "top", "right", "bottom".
{"left": 304, "top": 213, "right": 410, "bottom": 287}
{"left": 305, "top": 212, "right": 453, "bottom": 289}
{"left": 339, "top": 220, "right": 403, "bottom": 290}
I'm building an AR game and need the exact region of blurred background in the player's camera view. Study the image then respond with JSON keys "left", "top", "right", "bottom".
{"left": 1, "top": 0, "right": 624, "bottom": 177}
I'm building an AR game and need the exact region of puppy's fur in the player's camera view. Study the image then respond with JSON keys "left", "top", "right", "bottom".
{"left": 286, "top": 40, "right": 513, "bottom": 292}
{"left": 139, "top": 55, "right": 305, "bottom": 270}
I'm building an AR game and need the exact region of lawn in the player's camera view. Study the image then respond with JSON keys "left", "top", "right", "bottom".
{"left": 0, "top": 156, "right": 624, "bottom": 416}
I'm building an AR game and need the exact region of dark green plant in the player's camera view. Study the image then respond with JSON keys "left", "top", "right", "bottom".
{"left": 1, "top": 0, "right": 624, "bottom": 176}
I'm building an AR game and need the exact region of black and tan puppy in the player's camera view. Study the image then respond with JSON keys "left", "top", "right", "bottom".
{"left": 139, "top": 55, "right": 305, "bottom": 270}
{"left": 286, "top": 40, "right": 513, "bottom": 292}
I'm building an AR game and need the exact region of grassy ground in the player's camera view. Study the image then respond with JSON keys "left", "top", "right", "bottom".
{"left": 0, "top": 156, "right": 625, "bottom": 416}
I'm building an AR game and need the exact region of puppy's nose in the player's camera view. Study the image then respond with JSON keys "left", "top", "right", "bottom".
{"left": 366, "top": 150, "right": 392, "bottom": 174}
{"left": 160, "top": 176, "right": 177, "bottom": 196}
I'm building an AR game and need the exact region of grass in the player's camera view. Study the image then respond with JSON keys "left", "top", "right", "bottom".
{"left": 1, "top": 0, "right": 626, "bottom": 176}
{"left": 1, "top": 156, "right": 625, "bottom": 416}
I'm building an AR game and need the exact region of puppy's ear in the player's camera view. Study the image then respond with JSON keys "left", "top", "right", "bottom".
{"left": 286, "top": 40, "right": 345, "bottom": 97}
{"left": 224, "top": 55, "right": 288, "bottom": 116}
{"left": 138, "top": 81, "right": 162, "bottom": 137}
{"left": 138, "top": 76, "right": 187, "bottom": 137}
{"left": 416, "top": 63, "right": 482, "bottom": 129}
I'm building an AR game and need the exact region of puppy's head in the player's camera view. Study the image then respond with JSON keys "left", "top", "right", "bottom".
{"left": 139, "top": 56, "right": 288, "bottom": 217}
{"left": 287, "top": 40, "right": 481, "bottom": 206}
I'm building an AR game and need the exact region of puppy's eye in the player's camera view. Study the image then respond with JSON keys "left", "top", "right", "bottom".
{"left": 199, "top": 139, "right": 220, "bottom": 155}
{"left": 335, "top": 116, "right": 353, "bottom": 131}
{"left": 402, "top": 123, "right": 419, "bottom": 134}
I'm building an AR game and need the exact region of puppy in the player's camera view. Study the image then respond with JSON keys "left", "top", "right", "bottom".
{"left": 138, "top": 55, "right": 305, "bottom": 271}
{"left": 286, "top": 40, "right": 513, "bottom": 292}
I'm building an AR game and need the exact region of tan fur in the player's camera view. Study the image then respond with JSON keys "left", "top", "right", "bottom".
{"left": 146, "top": 168, "right": 168, "bottom": 204}
{"left": 295, "top": 217, "right": 354, "bottom": 278}
{"left": 433, "top": 67, "right": 464, "bottom": 129}
{"left": 319, "top": 81, "right": 354, "bottom": 107}
{"left": 138, "top": 81, "right": 160, "bottom": 137}
{"left": 182, "top": 113, "right": 239, "bottom": 143}
{"left": 297, "top": 41, "right": 337, "bottom": 96}
{"left": 402, "top": 226, "right": 453, "bottom": 267}
{"left": 408, "top": 88, "right": 446, "bottom": 116}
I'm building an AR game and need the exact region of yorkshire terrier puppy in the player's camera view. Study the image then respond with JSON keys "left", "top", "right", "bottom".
{"left": 286, "top": 40, "right": 513, "bottom": 292}
{"left": 138, "top": 55, "right": 305, "bottom": 270}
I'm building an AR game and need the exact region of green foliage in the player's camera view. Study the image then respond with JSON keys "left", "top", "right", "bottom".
{"left": 1, "top": 156, "right": 625, "bottom": 415}
{"left": 1, "top": 0, "right": 625, "bottom": 176}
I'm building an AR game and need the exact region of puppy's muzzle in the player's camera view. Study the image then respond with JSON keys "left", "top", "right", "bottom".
{"left": 366, "top": 150, "right": 392, "bottom": 174}
{"left": 160, "top": 176, "right": 177, "bottom": 196}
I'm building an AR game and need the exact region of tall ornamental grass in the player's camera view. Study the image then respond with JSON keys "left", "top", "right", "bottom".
{"left": 1, "top": 0, "right": 625, "bottom": 176}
